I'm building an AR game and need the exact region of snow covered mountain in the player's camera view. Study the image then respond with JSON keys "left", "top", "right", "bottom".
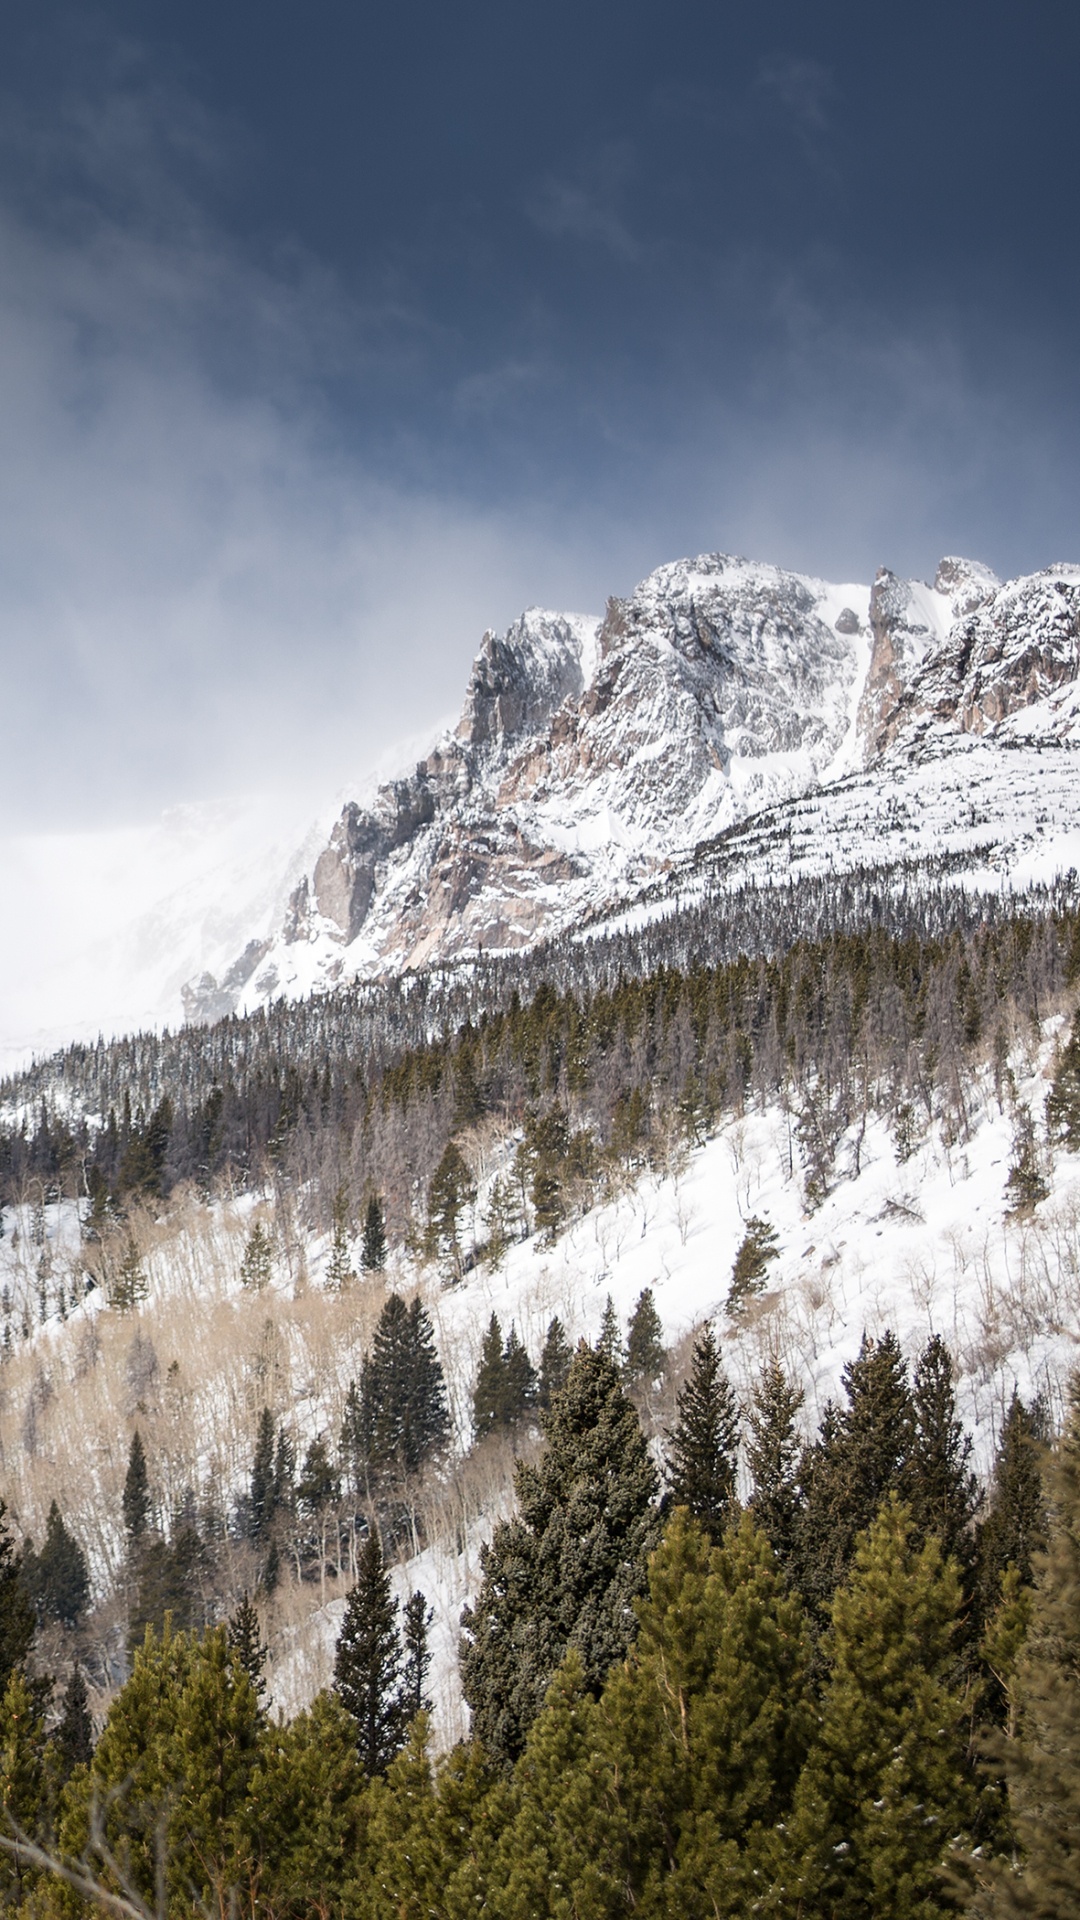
{"left": 186, "top": 550, "right": 1080, "bottom": 1023}
{"left": 5, "top": 546, "right": 1080, "bottom": 1068}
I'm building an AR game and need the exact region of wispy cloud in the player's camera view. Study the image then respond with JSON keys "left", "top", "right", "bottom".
{"left": 756, "top": 56, "right": 835, "bottom": 137}
{"left": 527, "top": 145, "right": 640, "bottom": 260}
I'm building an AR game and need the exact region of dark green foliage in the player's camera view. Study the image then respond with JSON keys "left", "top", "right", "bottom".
{"left": 981, "top": 1379, "right": 1080, "bottom": 1919}
{"left": 56, "top": 1662, "right": 94, "bottom": 1776}
{"left": 726, "top": 1215, "right": 780, "bottom": 1315}
{"left": 1047, "top": 1011, "right": 1080, "bottom": 1150}
{"left": 460, "top": 1342, "right": 660, "bottom": 1766}
{"left": 1005, "top": 1107, "right": 1050, "bottom": 1217}
{"left": 228, "top": 1592, "right": 269, "bottom": 1699}
{"left": 110, "top": 1231, "right": 149, "bottom": 1310}
{"left": 747, "top": 1357, "right": 805, "bottom": 1563}
{"left": 472, "top": 1313, "right": 507, "bottom": 1441}
{"left": 297, "top": 1435, "right": 340, "bottom": 1513}
{"left": 122, "top": 1427, "right": 151, "bottom": 1544}
{"left": 333, "top": 1530, "right": 406, "bottom": 1775}
{"left": 239, "top": 1220, "right": 273, "bottom": 1289}
{"left": 426, "top": 1140, "right": 476, "bottom": 1268}
{"left": 361, "top": 1292, "right": 450, "bottom": 1481}
{"left": 624, "top": 1286, "right": 666, "bottom": 1390}
{"left": 249, "top": 1406, "right": 278, "bottom": 1541}
{"left": 909, "top": 1334, "right": 980, "bottom": 1565}
{"left": 326, "top": 1184, "right": 355, "bottom": 1289}
{"left": 977, "top": 1390, "right": 1050, "bottom": 1620}
{"left": 0, "top": 1502, "right": 34, "bottom": 1690}
{"left": 503, "top": 1325, "right": 538, "bottom": 1425}
{"left": 22, "top": 1499, "right": 90, "bottom": 1627}
{"left": 537, "top": 1315, "right": 572, "bottom": 1409}
{"left": 128, "top": 1523, "right": 208, "bottom": 1651}
{"left": 792, "top": 1328, "right": 916, "bottom": 1617}
{"left": 665, "top": 1324, "right": 740, "bottom": 1540}
{"left": 401, "top": 1589, "right": 434, "bottom": 1721}
{"left": 361, "top": 1192, "right": 387, "bottom": 1271}
{"left": 596, "top": 1292, "right": 624, "bottom": 1368}
{"left": 340, "top": 1375, "right": 372, "bottom": 1495}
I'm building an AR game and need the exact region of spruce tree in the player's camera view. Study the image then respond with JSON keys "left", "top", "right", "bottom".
{"left": 726, "top": 1215, "right": 780, "bottom": 1316}
{"left": 249, "top": 1407, "right": 278, "bottom": 1541}
{"left": 502, "top": 1325, "right": 537, "bottom": 1427}
{"left": 0, "top": 1670, "right": 47, "bottom": 1907}
{"left": 122, "top": 1428, "right": 151, "bottom": 1545}
{"left": 56, "top": 1662, "right": 94, "bottom": 1777}
{"left": 909, "top": 1334, "right": 980, "bottom": 1566}
{"left": 0, "top": 1503, "right": 34, "bottom": 1691}
{"left": 624, "top": 1287, "right": 666, "bottom": 1391}
{"left": 239, "top": 1220, "right": 273, "bottom": 1290}
{"left": 326, "top": 1185, "right": 355, "bottom": 1290}
{"left": 340, "top": 1375, "right": 373, "bottom": 1496}
{"left": 228, "top": 1593, "right": 269, "bottom": 1700}
{"left": 977, "top": 1390, "right": 1050, "bottom": 1622}
{"left": 24, "top": 1500, "right": 89, "bottom": 1627}
{"left": 1046, "top": 1013, "right": 1080, "bottom": 1150}
{"left": 596, "top": 1294, "right": 624, "bottom": 1369}
{"left": 983, "top": 1378, "right": 1080, "bottom": 1919}
{"left": 746, "top": 1356, "right": 805, "bottom": 1565}
{"left": 425, "top": 1141, "right": 476, "bottom": 1270}
{"left": 333, "top": 1530, "right": 406, "bottom": 1775}
{"left": 665, "top": 1324, "right": 740, "bottom": 1541}
{"left": 537, "top": 1316, "right": 572, "bottom": 1410}
{"left": 400, "top": 1589, "right": 434, "bottom": 1721}
{"left": 792, "top": 1328, "right": 916, "bottom": 1617}
{"left": 361, "top": 1193, "right": 387, "bottom": 1272}
{"left": 1005, "top": 1108, "right": 1050, "bottom": 1218}
{"left": 297, "top": 1435, "right": 340, "bottom": 1514}
{"left": 785, "top": 1496, "right": 974, "bottom": 1920}
{"left": 363, "top": 1293, "right": 450, "bottom": 1480}
{"left": 460, "top": 1343, "right": 659, "bottom": 1766}
{"left": 472, "top": 1313, "right": 507, "bottom": 1442}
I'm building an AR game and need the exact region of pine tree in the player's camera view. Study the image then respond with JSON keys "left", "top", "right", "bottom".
{"left": 247, "top": 1689, "right": 368, "bottom": 1918}
{"left": 363, "top": 1293, "right": 450, "bottom": 1481}
{"left": 982, "top": 1378, "right": 1080, "bottom": 1918}
{"left": 326, "top": 1185, "right": 356, "bottom": 1289}
{"left": 249, "top": 1407, "right": 278, "bottom": 1541}
{"left": 0, "top": 1669, "right": 47, "bottom": 1908}
{"left": 1046, "top": 1012, "right": 1080, "bottom": 1150}
{"left": 334, "top": 1530, "right": 406, "bottom": 1775}
{"left": 746, "top": 1357, "right": 805, "bottom": 1565}
{"left": 792, "top": 1328, "right": 917, "bottom": 1617}
{"left": 340, "top": 1375, "right": 373, "bottom": 1495}
{"left": 461, "top": 1343, "right": 659, "bottom": 1766}
{"left": 624, "top": 1287, "right": 666, "bottom": 1391}
{"left": 909, "top": 1334, "right": 980, "bottom": 1566}
{"left": 400, "top": 1590, "right": 434, "bottom": 1721}
{"left": 502, "top": 1324, "right": 538, "bottom": 1427}
{"left": 977, "top": 1390, "right": 1050, "bottom": 1623}
{"left": 111, "top": 1232, "right": 149, "bottom": 1310}
{"left": 785, "top": 1496, "right": 974, "bottom": 1920}
{"left": 23, "top": 1499, "right": 89, "bottom": 1627}
{"left": 596, "top": 1293, "right": 624, "bottom": 1368}
{"left": 0, "top": 1504, "right": 34, "bottom": 1694}
{"left": 55, "top": 1662, "right": 94, "bottom": 1777}
{"left": 297, "top": 1435, "right": 340, "bottom": 1514}
{"left": 472, "top": 1313, "right": 507, "bottom": 1442}
{"left": 122, "top": 1428, "right": 151, "bottom": 1545}
{"left": 426, "top": 1141, "right": 476, "bottom": 1271}
{"left": 537, "top": 1316, "right": 572, "bottom": 1410}
{"left": 361, "top": 1193, "right": 387, "bottom": 1272}
{"left": 239, "top": 1220, "right": 273, "bottom": 1290}
{"left": 665, "top": 1324, "right": 740, "bottom": 1541}
{"left": 726, "top": 1215, "right": 780, "bottom": 1316}
{"left": 127, "top": 1523, "right": 208, "bottom": 1651}
{"left": 228, "top": 1593, "right": 269, "bottom": 1700}
{"left": 1005, "top": 1107, "right": 1050, "bottom": 1218}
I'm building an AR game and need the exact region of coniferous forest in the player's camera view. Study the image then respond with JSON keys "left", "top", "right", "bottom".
{"left": 0, "top": 884, "right": 1077, "bottom": 1915}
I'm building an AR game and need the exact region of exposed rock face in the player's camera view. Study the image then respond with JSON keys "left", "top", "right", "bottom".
{"left": 190, "top": 549, "right": 1080, "bottom": 1020}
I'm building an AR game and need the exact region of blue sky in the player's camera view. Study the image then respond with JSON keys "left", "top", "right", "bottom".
{"left": 3, "top": 1, "right": 1079, "bottom": 824}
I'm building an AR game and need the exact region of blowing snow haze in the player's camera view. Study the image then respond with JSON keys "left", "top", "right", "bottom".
{"left": 2, "top": 2, "right": 1080, "bottom": 1051}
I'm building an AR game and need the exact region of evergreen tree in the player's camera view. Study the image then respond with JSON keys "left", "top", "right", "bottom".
{"left": 1046, "top": 1013, "right": 1080, "bottom": 1150}
{"left": 55, "top": 1662, "right": 94, "bottom": 1777}
{"left": 909, "top": 1334, "right": 980, "bottom": 1566}
{"left": 537, "top": 1316, "right": 572, "bottom": 1410}
{"left": 246, "top": 1689, "right": 368, "bottom": 1918}
{"left": 461, "top": 1343, "right": 659, "bottom": 1766}
{"left": 326, "top": 1185, "right": 355, "bottom": 1290}
{"left": 23, "top": 1499, "right": 89, "bottom": 1627}
{"left": 122, "top": 1428, "right": 152, "bottom": 1545}
{"left": 0, "top": 1670, "right": 48, "bottom": 1908}
{"left": 111, "top": 1232, "right": 149, "bottom": 1311}
{"left": 981, "top": 1378, "right": 1080, "bottom": 1919}
{"left": 596, "top": 1293, "right": 624, "bottom": 1368}
{"left": 249, "top": 1407, "right": 278, "bottom": 1541}
{"left": 977, "top": 1390, "right": 1050, "bottom": 1622}
{"left": 401, "top": 1590, "right": 434, "bottom": 1721}
{"left": 726, "top": 1215, "right": 780, "bottom": 1316}
{"left": 228, "top": 1593, "right": 269, "bottom": 1700}
{"left": 340, "top": 1375, "right": 373, "bottom": 1495}
{"left": 239, "top": 1220, "right": 273, "bottom": 1290}
{"left": 785, "top": 1496, "right": 974, "bottom": 1920}
{"left": 1004, "top": 1108, "right": 1050, "bottom": 1218}
{"left": 361, "top": 1192, "right": 387, "bottom": 1272}
{"left": 297, "top": 1435, "right": 340, "bottom": 1514}
{"left": 665, "top": 1324, "right": 740, "bottom": 1540}
{"left": 503, "top": 1325, "right": 538, "bottom": 1427}
{"left": 746, "top": 1356, "right": 805, "bottom": 1564}
{"left": 792, "top": 1328, "right": 916, "bottom": 1617}
{"left": 472, "top": 1313, "right": 507, "bottom": 1442}
{"left": 333, "top": 1531, "right": 406, "bottom": 1775}
{"left": 425, "top": 1141, "right": 476, "bottom": 1271}
{"left": 0, "top": 1504, "right": 34, "bottom": 1695}
{"left": 362, "top": 1293, "right": 450, "bottom": 1481}
{"left": 624, "top": 1287, "right": 666, "bottom": 1391}
{"left": 128, "top": 1524, "right": 207, "bottom": 1651}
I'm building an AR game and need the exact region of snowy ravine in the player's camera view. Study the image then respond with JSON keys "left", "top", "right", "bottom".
{"left": 3, "top": 1016, "right": 1077, "bottom": 1742}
